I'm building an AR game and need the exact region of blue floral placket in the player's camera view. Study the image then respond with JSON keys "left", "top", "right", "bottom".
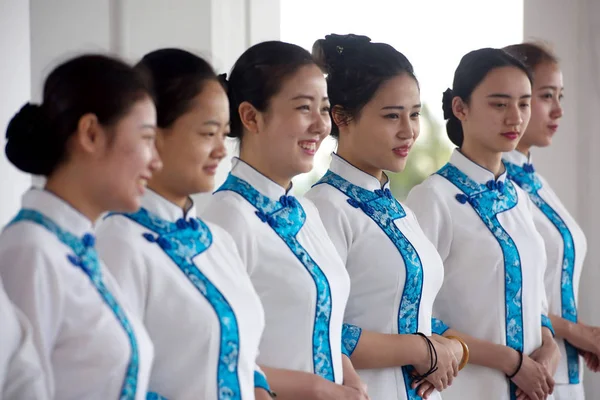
{"left": 8, "top": 209, "right": 142, "bottom": 400}
{"left": 111, "top": 208, "right": 243, "bottom": 400}
{"left": 437, "top": 163, "right": 523, "bottom": 400}
{"left": 315, "top": 170, "right": 428, "bottom": 399}
{"left": 216, "top": 174, "right": 337, "bottom": 382}
{"left": 506, "top": 161, "right": 580, "bottom": 383}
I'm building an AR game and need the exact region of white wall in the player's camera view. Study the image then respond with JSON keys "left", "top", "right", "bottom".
{"left": 118, "top": 0, "right": 212, "bottom": 63}
{"left": 0, "top": 0, "right": 32, "bottom": 227}
{"left": 523, "top": 0, "right": 579, "bottom": 213}
{"left": 4, "top": 0, "right": 281, "bottom": 216}
{"left": 248, "top": 0, "right": 281, "bottom": 45}
{"left": 28, "top": 0, "right": 114, "bottom": 189}
{"left": 524, "top": 0, "right": 600, "bottom": 396}
{"left": 29, "top": 0, "right": 114, "bottom": 101}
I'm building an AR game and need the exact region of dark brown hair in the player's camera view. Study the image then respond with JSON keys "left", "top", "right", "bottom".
{"left": 312, "top": 34, "right": 417, "bottom": 138}
{"left": 5, "top": 54, "right": 151, "bottom": 176}
{"left": 136, "top": 48, "right": 218, "bottom": 129}
{"left": 226, "top": 41, "right": 316, "bottom": 139}
{"left": 442, "top": 48, "right": 533, "bottom": 147}
{"left": 503, "top": 42, "right": 559, "bottom": 71}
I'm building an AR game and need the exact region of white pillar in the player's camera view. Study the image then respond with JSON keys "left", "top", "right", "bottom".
{"left": 524, "top": 0, "right": 600, "bottom": 396}
{"left": 247, "top": 0, "right": 281, "bottom": 45}
{"left": 29, "top": 0, "right": 114, "bottom": 102}
{"left": 572, "top": 0, "right": 600, "bottom": 396}
{"left": 0, "top": 0, "right": 32, "bottom": 227}
{"left": 28, "top": 0, "right": 115, "bottom": 189}
{"left": 114, "top": 0, "right": 280, "bottom": 210}
{"left": 117, "top": 0, "right": 212, "bottom": 63}
{"left": 26, "top": 0, "right": 281, "bottom": 214}
{"left": 194, "top": 0, "right": 281, "bottom": 211}
{"left": 210, "top": 0, "right": 248, "bottom": 71}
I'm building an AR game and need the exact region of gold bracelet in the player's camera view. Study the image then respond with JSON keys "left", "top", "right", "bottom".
{"left": 446, "top": 335, "right": 470, "bottom": 371}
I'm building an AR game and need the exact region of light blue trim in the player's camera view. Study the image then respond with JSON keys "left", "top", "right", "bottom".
{"left": 437, "top": 163, "right": 522, "bottom": 400}
{"left": 431, "top": 318, "right": 450, "bottom": 335}
{"left": 216, "top": 174, "right": 336, "bottom": 382}
{"left": 253, "top": 370, "right": 271, "bottom": 392}
{"left": 8, "top": 209, "right": 141, "bottom": 399}
{"left": 541, "top": 315, "right": 555, "bottom": 337}
{"left": 110, "top": 208, "right": 242, "bottom": 399}
{"left": 506, "top": 161, "right": 580, "bottom": 383}
{"left": 314, "top": 171, "right": 424, "bottom": 400}
{"left": 146, "top": 393, "right": 168, "bottom": 400}
{"left": 341, "top": 323, "right": 362, "bottom": 357}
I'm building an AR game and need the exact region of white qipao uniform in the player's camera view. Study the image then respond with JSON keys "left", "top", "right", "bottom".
{"left": 0, "top": 189, "right": 153, "bottom": 400}
{"left": 203, "top": 158, "right": 351, "bottom": 384}
{"left": 504, "top": 150, "right": 587, "bottom": 400}
{"left": 96, "top": 189, "right": 268, "bottom": 400}
{"left": 405, "top": 150, "right": 553, "bottom": 400}
{"left": 0, "top": 277, "right": 48, "bottom": 400}
{"left": 305, "top": 154, "right": 446, "bottom": 400}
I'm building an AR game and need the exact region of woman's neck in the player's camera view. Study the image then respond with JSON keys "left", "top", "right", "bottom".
{"left": 44, "top": 167, "right": 103, "bottom": 223}
{"left": 460, "top": 140, "right": 505, "bottom": 178}
{"left": 146, "top": 178, "right": 190, "bottom": 212}
{"left": 336, "top": 143, "right": 385, "bottom": 184}
{"left": 515, "top": 142, "right": 531, "bottom": 158}
{"left": 239, "top": 146, "right": 293, "bottom": 191}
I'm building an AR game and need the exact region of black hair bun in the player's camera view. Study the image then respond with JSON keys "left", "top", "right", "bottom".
{"left": 312, "top": 33, "right": 371, "bottom": 73}
{"left": 5, "top": 103, "right": 58, "bottom": 175}
{"left": 325, "top": 33, "right": 371, "bottom": 50}
{"left": 6, "top": 103, "right": 43, "bottom": 140}
{"left": 218, "top": 73, "right": 229, "bottom": 91}
{"left": 442, "top": 88, "right": 455, "bottom": 120}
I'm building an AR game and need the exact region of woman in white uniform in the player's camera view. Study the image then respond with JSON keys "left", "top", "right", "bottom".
{"left": 203, "top": 41, "right": 367, "bottom": 400}
{"left": 306, "top": 34, "right": 466, "bottom": 400}
{"left": 0, "top": 55, "right": 160, "bottom": 399}
{"left": 406, "top": 48, "right": 560, "bottom": 400}
{"left": 96, "top": 48, "right": 272, "bottom": 400}
{"left": 0, "top": 278, "right": 47, "bottom": 399}
{"left": 503, "top": 43, "right": 599, "bottom": 400}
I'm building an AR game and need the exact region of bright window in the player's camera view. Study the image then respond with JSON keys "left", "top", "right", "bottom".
{"left": 281, "top": 0, "right": 523, "bottom": 199}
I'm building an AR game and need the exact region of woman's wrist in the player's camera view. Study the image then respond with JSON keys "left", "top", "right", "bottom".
{"left": 411, "top": 334, "right": 433, "bottom": 367}
{"left": 501, "top": 347, "right": 522, "bottom": 376}
{"left": 446, "top": 335, "right": 469, "bottom": 370}
{"left": 505, "top": 350, "right": 523, "bottom": 379}
{"left": 568, "top": 321, "right": 586, "bottom": 344}
{"left": 341, "top": 354, "right": 360, "bottom": 383}
{"left": 314, "top": 375, "right": 348, "bottom": 400}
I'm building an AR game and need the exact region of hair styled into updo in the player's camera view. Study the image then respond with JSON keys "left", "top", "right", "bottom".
{"left": 5, "top": 54, "right": 151, "bottom": 176}
{"left": 136, "top": 48, "right": 218, "bottom": 129}
{"left": 503, "top": 42, "right": 559, "bottom": 71}
{"left": 442, "top": 48, "right": 532, "bottom": 147}
{"left": 312, "top": 33, "right": 417, "bottom": 138}
{"left": 225, "top": 41, "right": 316, "bottom": 140}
